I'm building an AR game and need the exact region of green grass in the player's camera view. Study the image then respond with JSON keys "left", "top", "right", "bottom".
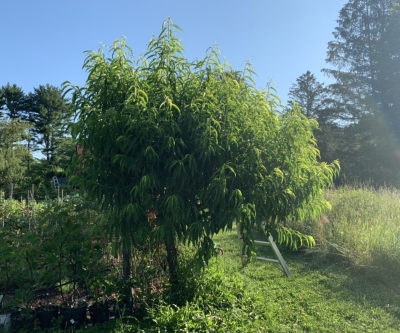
{"left": 34, "top": 186, "right": 400, "bottom": 332}
{"left": 75, "top": 223, "right": 400, "bottom": 332}
{"left": 208, "top": 227, "right": 400, "bottom": 332}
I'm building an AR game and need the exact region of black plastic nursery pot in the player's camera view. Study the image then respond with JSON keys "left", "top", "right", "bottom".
{"left": 89, "top": 302, "right": 109, "bottom": 325}
{"left": 36, "top": 306, "right": 59, "bottom": 329}
{"left": 60, "top": 305, "right": 87, "bottom": 330}
{"left": 10, "top": 310, "right": 35, "bottom": 332}
{"left": 114, "top": 299, "right": 133, "bottom": 319}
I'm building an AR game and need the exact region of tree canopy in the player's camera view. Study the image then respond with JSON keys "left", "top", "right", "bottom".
{"left": 323, "top": 0, "right": 400, "bottom": 125}
{"left": 27, "top": 84, "right": 72, "bottom": 162}
{"left": 0, "top": 83, "right": 26, "bottom": 119}
{"left": 0, "top": 83, "right": 74, "bottom": 199}
{"left": 0, "top": 118, "right": 32, "bottom": 191}
{"left": 65, "top": 20, "right": 339, "bottom": 280}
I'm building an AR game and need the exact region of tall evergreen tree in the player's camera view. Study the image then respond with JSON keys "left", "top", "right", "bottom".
{"left": 287, "top": 72, "right": 345, "bottom": 174}
{"left": 324, "top": 0, "right": 400, "bottom": 127}
{"left": 322, "top": 0, "right": 400, "bottom": 186}
{"left": 288, "top": 71, "right": 328, "bottom": 120}
{"left": 0, "top": 83, "right": 26, "bottom": 119}
{"left": 27, "top": 84, "right": 71, "bottom": 162}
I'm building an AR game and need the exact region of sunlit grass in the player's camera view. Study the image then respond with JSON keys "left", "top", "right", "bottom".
{"left": 297, "top": 186, "right": 400, "bottom": 278}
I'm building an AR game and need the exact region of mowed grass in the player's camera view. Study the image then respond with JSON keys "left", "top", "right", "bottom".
{"left": 206, "top": 226, "right": 400, "bottom": 332}
{"left": 85, "top": 223, "right": 400, "bottom": 332}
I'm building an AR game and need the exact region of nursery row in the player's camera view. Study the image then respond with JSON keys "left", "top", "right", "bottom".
{"left": 0, "top": 297, "right": 133, "bottom": 332}
{"left": 0, "top": 196, "right": 140, "bottom": 332}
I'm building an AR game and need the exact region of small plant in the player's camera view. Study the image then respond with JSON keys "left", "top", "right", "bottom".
{"left": 87, "top": 277, "right": 109, "bottom": 307}
{"left": 13, "top": 284, "right": 34, "bottom": 310}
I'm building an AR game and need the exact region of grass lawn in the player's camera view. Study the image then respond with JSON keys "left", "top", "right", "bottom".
{"left": 81, "top": 223, "right": 400, "bottom": 333}
{"left": 208, "top": 226, "right": 400, "bottom": 332}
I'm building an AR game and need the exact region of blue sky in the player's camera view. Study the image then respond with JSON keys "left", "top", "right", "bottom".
{"left": 2, "top": 0, "right": 347, "bottom": 103}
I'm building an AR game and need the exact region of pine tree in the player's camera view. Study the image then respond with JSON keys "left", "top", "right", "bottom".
{"left": 288, "top": 71, "right": 328, "bottom": 120}
{"left": 323, "top": 0, "right": 400, "bottom": 186}
{"left": 0, "top": 83, "right": 26, "bottom": 119}
{"left": 324, "top": 0, "right": 400, "bottom": 128}
{"left": 26, "top": 84, "right": 71, "bottom": 162}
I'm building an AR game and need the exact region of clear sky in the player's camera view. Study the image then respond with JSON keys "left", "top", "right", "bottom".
{"left": 2, "top": 0, "right": 347, "bottom": 103}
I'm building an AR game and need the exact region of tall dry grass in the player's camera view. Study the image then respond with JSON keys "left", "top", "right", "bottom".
{"left": 295, "top": 186, "right": 400, "bottom": 276}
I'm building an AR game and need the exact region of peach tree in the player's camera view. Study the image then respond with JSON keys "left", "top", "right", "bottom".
{"left": 64, "top": 20, "right": 339, "bottom": 283}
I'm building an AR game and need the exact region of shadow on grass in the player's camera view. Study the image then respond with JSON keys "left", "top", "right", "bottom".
{"left": 214, "top": 227, "right": 400, "bottom": 322}
{"left": 283, "top": 249, "right": 400, "bottom": 320}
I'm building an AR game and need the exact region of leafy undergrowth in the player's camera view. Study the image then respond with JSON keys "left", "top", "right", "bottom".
{"left": 40, "top": 225, "right": 400, "bottom": 333}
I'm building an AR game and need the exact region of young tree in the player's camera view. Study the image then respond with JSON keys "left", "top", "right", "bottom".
{"left": 65, "top": 20, "right": 339, "bottom": 283}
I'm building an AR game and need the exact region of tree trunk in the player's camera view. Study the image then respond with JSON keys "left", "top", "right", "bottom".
{"left": 27, "top": 139, "right": 31, "bottom": 172}
{"left": 122, "top": 243, "right": 131, "bottom": 280}
{"left": 164, "top": 236, "right": 179, "bottom": 287}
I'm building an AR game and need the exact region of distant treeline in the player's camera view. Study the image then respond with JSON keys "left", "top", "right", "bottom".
{"left": 0, "top": 84, "right": 74, "bottom": 199}
{"left": 287, "top": 0, "right": 400, "bottom": 187}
